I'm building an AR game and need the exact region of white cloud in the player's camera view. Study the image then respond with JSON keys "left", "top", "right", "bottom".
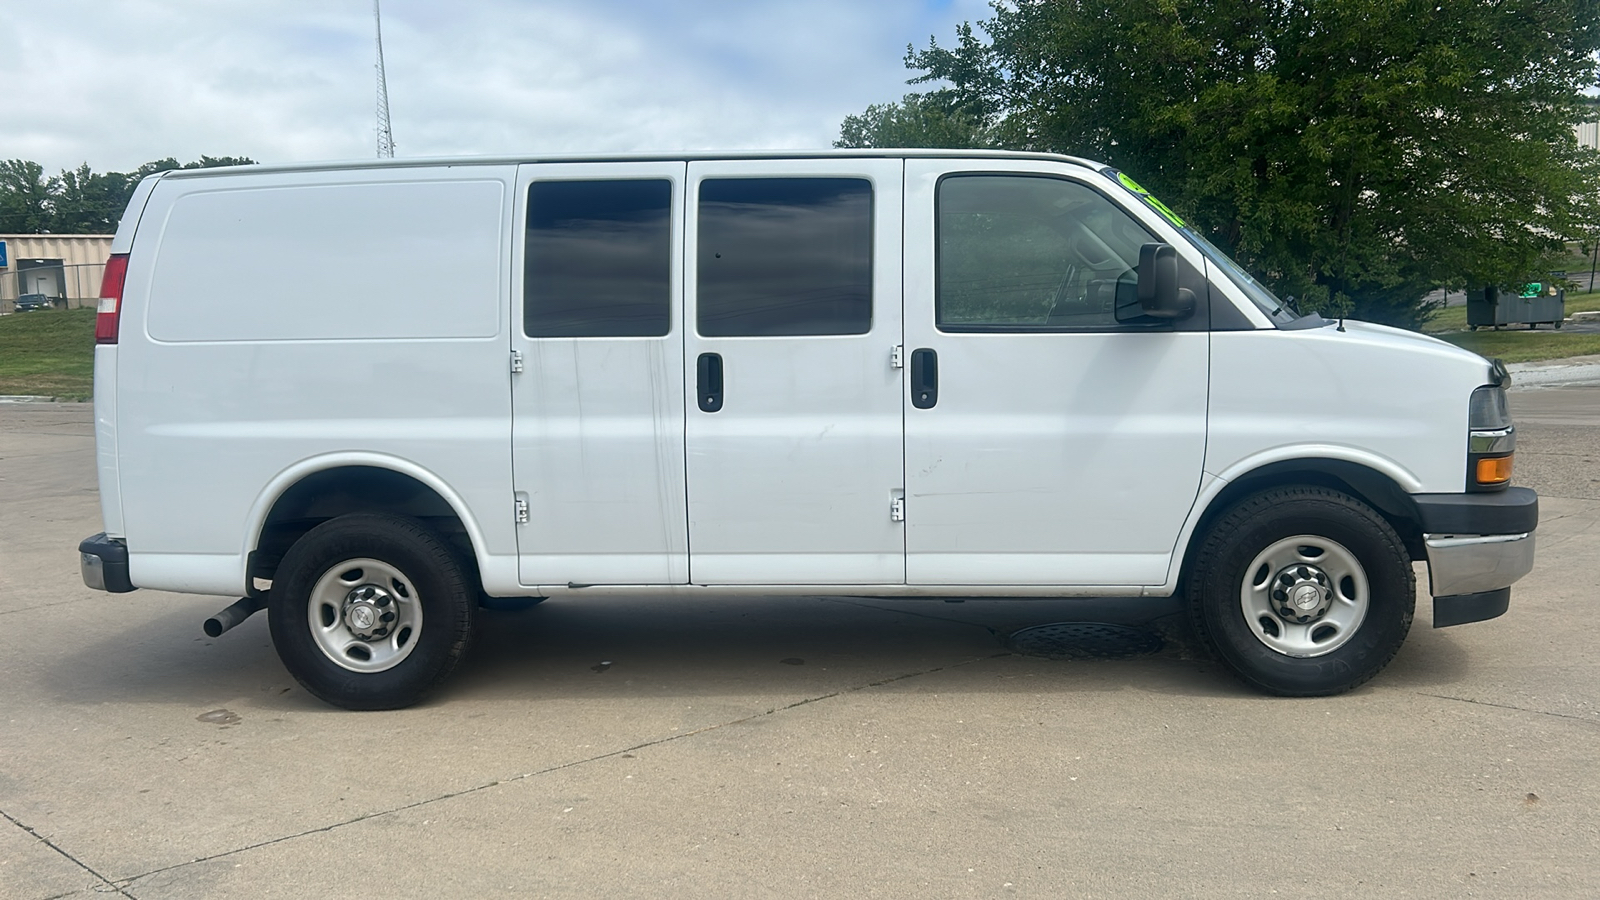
{"left": 0, "top": 0, "right": 992, "bottom": 175}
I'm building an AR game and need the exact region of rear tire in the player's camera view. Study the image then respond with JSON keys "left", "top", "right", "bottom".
{"left": 269, "top": 513, "right": 475, "bottom": 710}
{"left": 1186, "top": 487, "right": 1414, "bottom": 696}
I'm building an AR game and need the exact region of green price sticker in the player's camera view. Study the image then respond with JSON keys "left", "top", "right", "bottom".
{"left": 1115, "top": 171, "right": 1186, "bottom": 228}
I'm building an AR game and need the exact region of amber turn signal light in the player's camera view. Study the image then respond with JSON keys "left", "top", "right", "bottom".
{"left": 1476, "top": 455, "right": 1513, "bottom": 485}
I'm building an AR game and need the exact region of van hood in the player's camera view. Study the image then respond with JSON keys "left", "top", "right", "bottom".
{"left": 1320, "top": 319, "right": 1497, "bottom": 380}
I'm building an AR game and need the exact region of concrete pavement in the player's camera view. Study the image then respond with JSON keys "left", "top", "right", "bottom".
{"left": 1, "top": 394, "right": 1596, "bottom": 898}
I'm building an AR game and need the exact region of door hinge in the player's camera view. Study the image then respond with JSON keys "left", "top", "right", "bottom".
{"left": 515, "top": 497, "right": 530, "bottom": 524}
{"left": 891, "top": 497, "right": 905, "bottom": 522}
{"left": 891, "top": 345, "right": 904, "bottom": 369}
{"left": 511, "top": 350, "right": 524, "bottom": 374}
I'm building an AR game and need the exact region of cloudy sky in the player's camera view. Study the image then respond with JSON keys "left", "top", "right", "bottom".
{"left": 3, "top": 0, "right": 992, "bottom": 175}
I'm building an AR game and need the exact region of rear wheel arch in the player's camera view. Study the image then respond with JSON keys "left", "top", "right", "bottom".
{"left": 249, "top": 463, "right": 482, "bottom": 591}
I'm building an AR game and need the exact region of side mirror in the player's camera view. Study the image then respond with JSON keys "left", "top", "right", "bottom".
{"left": 1133, "top": 243, "right": 1196, "bottom": 320}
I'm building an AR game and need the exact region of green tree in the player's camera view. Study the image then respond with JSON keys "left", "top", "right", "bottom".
{"left": 0, "top": 155, "right": 255, "bottom": 235}
{"left": 849, "top": 1, "right": 1600, "bottom": 327}
{"left": 50, "top": 164, "right": 134, "bottom": 234}
{"left": 0, "top": 160, "right": 55, "bottom": 233}
{"left": 835, "top": 92, "right": 997, "bottom": 150}
{"left": 128, "top": 155, "right": 257, "bottom": 181}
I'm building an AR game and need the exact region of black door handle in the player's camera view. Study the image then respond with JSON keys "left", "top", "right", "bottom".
{"left": 697, "top": 352, "right": 723, "bottom": 412}
{"left": 910, "top": 348, "right": 938, "bottom": 409}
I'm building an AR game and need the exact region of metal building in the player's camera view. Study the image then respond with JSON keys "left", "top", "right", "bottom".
{"left": 0, "top": 234, "right": 113, "bottom": 314}
{"left": 1577, "top": 120, "right": 1600, "bottom": 150}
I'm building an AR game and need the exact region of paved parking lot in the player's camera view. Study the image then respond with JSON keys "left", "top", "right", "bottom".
{"left": 2, "top": 389, "right": 1597, "bottom": 898}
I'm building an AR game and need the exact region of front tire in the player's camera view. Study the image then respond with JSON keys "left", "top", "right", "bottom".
{"left": 1186, "top": 487, "right": 1414, "bottom": 696}
{"left": 269, "top": 513, "right": 475, "bottom": 710}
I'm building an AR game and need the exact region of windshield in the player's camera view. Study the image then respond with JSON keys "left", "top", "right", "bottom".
{"left": 1102, "top": 168, "right": 1300, "bottom": 325}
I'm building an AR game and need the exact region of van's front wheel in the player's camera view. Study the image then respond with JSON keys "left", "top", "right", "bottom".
{"left": 268, "top": 514, "right": 474, "bottom": 710}
{"left": 1186, "top": 487, "right": 1414, "bottom": 696}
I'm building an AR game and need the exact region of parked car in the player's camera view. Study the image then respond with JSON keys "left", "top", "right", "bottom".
{"left": 15, "top": 293, "right": 54, "bottom": 312}
{"left": 77, "top": 151, "right": 1537, "bottom": 709}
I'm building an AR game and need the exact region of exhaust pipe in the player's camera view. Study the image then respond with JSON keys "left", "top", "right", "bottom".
{"left": 204, "top": 596, "right": 267, "bottom": 637}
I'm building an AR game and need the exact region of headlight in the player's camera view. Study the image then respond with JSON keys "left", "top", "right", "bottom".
{"left": 1467, "top": 385, "right": 1514, "bottom": 490}
{"left": 1468, "top": 385, "right": 1510, "bottom": 431}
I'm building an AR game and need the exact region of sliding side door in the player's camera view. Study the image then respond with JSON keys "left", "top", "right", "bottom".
{"left": 511, "top": 161, "right": 689, "bottom": 586}
{"left": 682, "top": 158, "right": 905, "bottom": 585}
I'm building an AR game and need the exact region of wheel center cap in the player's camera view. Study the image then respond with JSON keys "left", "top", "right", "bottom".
{"left": 1270, "top": 565, "right": 1333, "bottom": 624}
{"left": 342, "top": 584, "right": 396, "bottom": 641}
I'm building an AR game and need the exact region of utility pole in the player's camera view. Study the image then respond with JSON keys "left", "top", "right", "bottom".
{"left": 374, "top": 0, "right": 396, "bottom": 158}
{"left": 1589, "top": 232, "right": 1598, "bottom": 295}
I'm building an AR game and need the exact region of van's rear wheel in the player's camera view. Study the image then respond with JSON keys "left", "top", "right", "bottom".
{"left": 268, "top": 513, "right": 474, "bottom": 710}
{"left": 1186, "top": 487, "right": 1414, "bottom": 696}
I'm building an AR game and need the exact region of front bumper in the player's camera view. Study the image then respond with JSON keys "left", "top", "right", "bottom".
{"left": 1423, "top": 533, "right": 1532, "bottom": 627}
{"left": 79, "top": 533, "right": 136, "bottom": 593}
{"left": 1414, "top": 487, "right": 1538, "bottom": 627}
{"left": 1424, "top": 532, "right": 1535, "bottom": 598}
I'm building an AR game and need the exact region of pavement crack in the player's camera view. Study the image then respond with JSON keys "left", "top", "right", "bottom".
{"left": 0, "top": 598, "right": 91, "bottom": 618}
{"left": 1, "top": 808, "right": 137, "bottom": 899}
{"left": 117, "top": 652, "right": 1009, "bottom": 889}
{"left": 1416, "top": 692, "right": 1599, "bottom": 728}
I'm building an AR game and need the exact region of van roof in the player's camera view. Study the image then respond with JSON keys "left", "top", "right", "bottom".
{"left": 155, "top": 148, "right": 1105, "bottom": 179}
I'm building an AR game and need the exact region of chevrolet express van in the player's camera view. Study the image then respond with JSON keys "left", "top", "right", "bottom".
{"left": 77, "top": 151, "right": 1537, "bottom": 709}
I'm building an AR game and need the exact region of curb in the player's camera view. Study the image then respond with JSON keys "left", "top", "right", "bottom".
{"left": 1507, "top": 354, "right": 1600, "bottom": 389}
{"left": 0, "top": 395, "right": 57, "bottom": 403}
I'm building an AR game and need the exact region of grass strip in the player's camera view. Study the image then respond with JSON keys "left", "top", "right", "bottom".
{"left": 0, "top": 307, "right": 96, "bottom": 400}
{"left": 1437, "top": 330, "right": 1600, "bottom": 363}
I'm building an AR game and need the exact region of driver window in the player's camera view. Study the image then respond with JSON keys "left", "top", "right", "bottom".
{"left": 937, "top": 174, "right": 1155, "bottom": 331}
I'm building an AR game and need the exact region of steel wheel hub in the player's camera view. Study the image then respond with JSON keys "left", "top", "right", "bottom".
{"left": 308, "top": 558, "right": 423, "bottom": 673}
{"left": 1239, "top": 535, "right": 1369, "bottom": 658}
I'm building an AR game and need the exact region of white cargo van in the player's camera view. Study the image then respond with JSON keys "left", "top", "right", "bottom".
{"left": 78, "top": 151, "right": 1537, "bottom": 709}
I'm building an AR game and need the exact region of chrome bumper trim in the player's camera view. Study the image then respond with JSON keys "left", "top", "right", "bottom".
{"left": 1424, "top": 532, "right": 1535, "bottom": 598}
{"left": 80, "top": 551, "right": 107, "bottom": 591}
{"left": 1468, "top": 427, "right": 1515, "bottom": 455}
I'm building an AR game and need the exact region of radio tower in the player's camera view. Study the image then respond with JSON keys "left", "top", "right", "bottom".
{"left": 374, "top": 0, "right": 396, "bottom": 158}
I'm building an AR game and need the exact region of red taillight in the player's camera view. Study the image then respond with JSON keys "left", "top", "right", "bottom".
{"left": 96, "top": 253, "right": 129, "bottom": 345}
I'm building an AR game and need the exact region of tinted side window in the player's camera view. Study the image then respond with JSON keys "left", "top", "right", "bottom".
{"left": 697, "top": 178, "right": 872, "bottom": 337}
{"left": 525, "top": 179, "right": 672, "bottom": 337}
{"left": 938, "top": 175, "right": 1154, "bottom": 332}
